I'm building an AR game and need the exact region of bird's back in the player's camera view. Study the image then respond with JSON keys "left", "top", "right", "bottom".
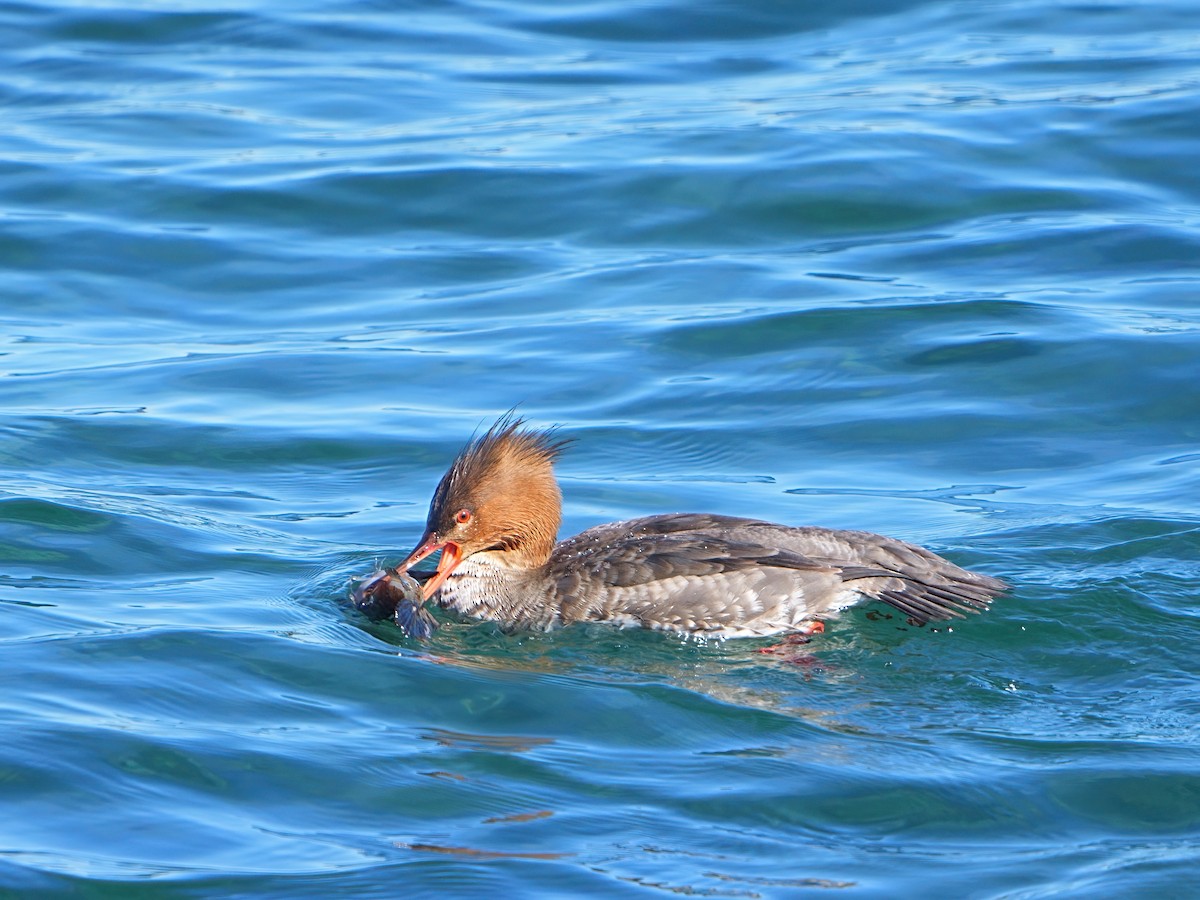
{"left": 549, "top": 513, "right": 1006, "bottom": 636}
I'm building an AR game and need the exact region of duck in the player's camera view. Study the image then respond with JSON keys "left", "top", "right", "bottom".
{"left": 384, "top": 415, "right": 1006, "bottom": 638}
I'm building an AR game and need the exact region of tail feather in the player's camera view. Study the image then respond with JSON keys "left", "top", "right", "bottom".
{"left": 876, "top": 575, "right": 1006, "bottom": 624}
{"left": 842, "top": 565, "right": 1008, "bottom": 625}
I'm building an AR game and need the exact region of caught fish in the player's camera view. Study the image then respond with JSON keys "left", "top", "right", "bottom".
{"left": 350, "top": 569, "right": 438, "bottom": 639}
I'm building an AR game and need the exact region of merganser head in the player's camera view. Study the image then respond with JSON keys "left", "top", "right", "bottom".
{"left": 398, "top": 415, "right": 569, "bottom": 600}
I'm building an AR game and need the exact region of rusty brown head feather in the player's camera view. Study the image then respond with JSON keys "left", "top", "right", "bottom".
{"left": 429, "top": 415, "right": 569, "bottom": 532}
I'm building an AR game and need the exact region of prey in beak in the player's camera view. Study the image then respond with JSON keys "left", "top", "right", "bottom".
{"left": 348, "top": 566, "right": 436, "bottom": 639}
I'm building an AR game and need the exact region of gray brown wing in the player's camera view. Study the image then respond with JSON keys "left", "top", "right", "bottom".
{"left": 550, "top": 521, "right": 852, "bottom": 633}
{"left": 553, "top": 514, "right": 1007, "bottom": 630}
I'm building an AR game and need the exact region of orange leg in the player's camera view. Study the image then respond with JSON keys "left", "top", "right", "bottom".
{"left": 755, "top": 620, "right": 825, "bottom": 654}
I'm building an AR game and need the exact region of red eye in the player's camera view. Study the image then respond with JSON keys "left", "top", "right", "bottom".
{"left": 455, "top": 508, "right": 472, "bottom": 525}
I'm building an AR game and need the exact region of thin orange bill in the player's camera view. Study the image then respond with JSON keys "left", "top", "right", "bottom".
{"left": 419, "top": 541, "right": 462, "bottom": 601}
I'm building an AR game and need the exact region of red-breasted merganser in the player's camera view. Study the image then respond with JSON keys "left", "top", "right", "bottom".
{"left": 387, "top": 416, "right": 1007, "bottom": 638}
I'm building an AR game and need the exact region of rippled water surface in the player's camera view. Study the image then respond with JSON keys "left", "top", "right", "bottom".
{"left": 4, "top": 1, "right": 1200, "bottom": 896}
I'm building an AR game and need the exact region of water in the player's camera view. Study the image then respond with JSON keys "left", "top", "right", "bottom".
{"left": 3, "top": 0, "right": 1199, "bottom": 896}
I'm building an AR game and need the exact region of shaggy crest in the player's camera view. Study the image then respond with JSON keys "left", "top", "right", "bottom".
{"left": 427, "top": 414, "right": 569, "bottom": 529}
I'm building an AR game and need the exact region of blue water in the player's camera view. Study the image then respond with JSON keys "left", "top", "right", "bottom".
{"left": 3, "top": 1, "right": 1200, "bottom": 896}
